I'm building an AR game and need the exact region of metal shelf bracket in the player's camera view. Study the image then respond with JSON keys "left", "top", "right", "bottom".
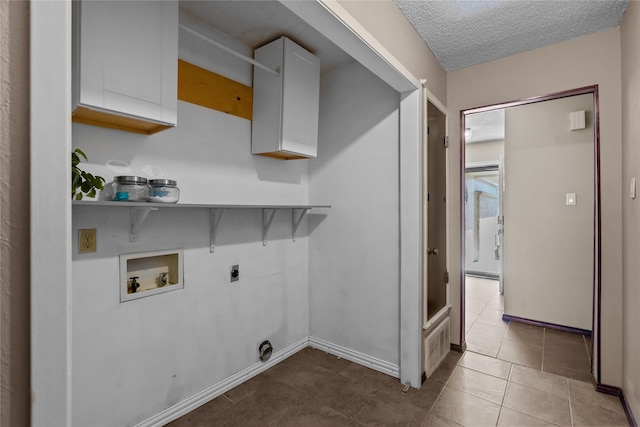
{"left": 292, "top": 208, "right": 309, "bottom": 242}
{"left": 262, "top": 208, "right": 277, "bottom": 246}
{"left": 210, "top": 208, "right": 226, "bottom": 253}
{"left": 130, "top": 207, "right": 158, "bottom": 242}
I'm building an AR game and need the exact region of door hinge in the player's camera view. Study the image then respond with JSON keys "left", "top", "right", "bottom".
{"left": 444, "top": 136, "right": 449, "bottom": 148}
{"left": 444, "top": 271, "right": 449, "bottom": 284}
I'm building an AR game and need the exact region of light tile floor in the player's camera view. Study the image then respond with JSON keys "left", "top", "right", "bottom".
{"left": 465, "top": 276, "right": 594, "bottom": 383}
{"left": 166, "top": 277, "right": 628, "bottom": 426}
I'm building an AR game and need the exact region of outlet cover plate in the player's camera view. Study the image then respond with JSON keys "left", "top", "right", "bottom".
{"left": 78, "top": 229, "right": 97, "bottom": 253}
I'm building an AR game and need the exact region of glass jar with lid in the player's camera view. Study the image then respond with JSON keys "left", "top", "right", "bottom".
{"left": 113, "top": 176, "right": 149, "bottom": 202}
{"left": 148, "top": 179, "right": 180, "bottom": 203}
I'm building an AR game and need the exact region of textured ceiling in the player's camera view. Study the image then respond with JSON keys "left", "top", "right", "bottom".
{"left": 394, "top": 0, "right": 629, "bottom": 71}
{"left": 465, "top": 109, "right": 505, "bottom": 144}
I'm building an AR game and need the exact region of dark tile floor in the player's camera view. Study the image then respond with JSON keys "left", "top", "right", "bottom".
{"left": 166, "top": 277, "right": 628, "bottom": 426}
{"left": 166, "top": 345, "right": 628, "bottom": 426}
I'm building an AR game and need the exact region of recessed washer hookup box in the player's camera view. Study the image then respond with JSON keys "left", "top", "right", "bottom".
{"left": 119, "top": 249, "right": 184, "bottom": 302}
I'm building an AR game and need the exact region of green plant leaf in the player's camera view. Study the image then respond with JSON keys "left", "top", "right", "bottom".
{"left": 71, "top": 149, "right": 105, "bottom": 200}
{"left": 74, "top": 148, "right": 87, "bottom": 161}
{"left": 95, "top": 177, "right": 105, "bottom": 190}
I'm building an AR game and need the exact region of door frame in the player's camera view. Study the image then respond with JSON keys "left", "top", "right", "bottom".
{"left": 459, "top": 85, "right": 602, "bottom": 382}
{"left": 423, "top": 89, "right": 450, "bottom": 326}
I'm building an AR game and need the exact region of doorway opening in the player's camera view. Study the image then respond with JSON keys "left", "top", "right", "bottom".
{"left": 422, "top": 95, "right": 451, "bottom": 380}
{"left": 465, "top": 165, "right": 501, "bottom": 282}
{"left": 425, "top": 99, "right": 449, "bottom": 323}
{"left": 460, "top": 86, "right": 601, "bottom": 383}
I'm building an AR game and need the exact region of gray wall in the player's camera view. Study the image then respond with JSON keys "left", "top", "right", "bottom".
{"left": 621, "top": 0, "right": 640, "bottom": 419}
{"left": 503, "top": 94, "right": 594, "bottom": 330}
{"left": 337, "top": 0, "right": 446, "bottom": 102}
{"left": 309, "top": 61, "right": 401, "bottom": 365}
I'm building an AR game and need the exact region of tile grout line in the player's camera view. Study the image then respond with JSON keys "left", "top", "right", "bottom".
{"left": 493, "top": 314, "right": 510, "bottom": 358}
{"left": 495, "top": 363, "right": 516, "bottom": 426}
{"left": 221, "top": 394, "right": 236, "bottom": 405}
{"left": 426, "top": 359, "right": 468, "bottom": 426}
{"left": 567, "top": 377, "right": 575, "bottom": 427}
{"left": 348, "top": 387, "right": 380, "bottom": 423}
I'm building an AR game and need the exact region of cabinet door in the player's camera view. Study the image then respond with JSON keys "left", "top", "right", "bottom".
{"left": 77, "top": 0, "right": 177, "bottom": 126}
{"left": 280, "top": 39, "right": 320, "bottom": 157}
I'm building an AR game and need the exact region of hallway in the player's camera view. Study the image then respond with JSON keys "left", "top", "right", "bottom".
{"left": 465, "top": 276, "right": 593, "bottom": 383}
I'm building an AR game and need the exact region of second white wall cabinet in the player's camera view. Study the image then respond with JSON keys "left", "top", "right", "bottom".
{"left": 252, "top": 37, "right": 320, "bottom": 160}
{"left": 72, "top": 0, "right": 178, "bottom": 134}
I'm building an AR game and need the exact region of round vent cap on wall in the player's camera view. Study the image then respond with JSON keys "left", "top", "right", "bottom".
{"left": 259, "top": 340, "right": 273, "bottom": 362}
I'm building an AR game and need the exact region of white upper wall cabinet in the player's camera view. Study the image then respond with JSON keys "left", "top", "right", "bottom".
{"left": 252, "top": 37, "right": 320, "bottom": 160}
{"left": 72, "top": 0, "right": 178, "bottom": 135}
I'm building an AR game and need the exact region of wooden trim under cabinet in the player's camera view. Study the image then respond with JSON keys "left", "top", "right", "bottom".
{"left": 72, "top": 106, "right": 174, "bottom": 135}
{"left": 256, "top": 151, "right": 309, "bottom": 161}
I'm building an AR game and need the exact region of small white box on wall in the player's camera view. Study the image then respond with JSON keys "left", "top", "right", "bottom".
{"left": 120, "top": 248, "right": 184, "bottom": 302}
{"left": 569, "top": 110, "right": 586, "bottom": 130}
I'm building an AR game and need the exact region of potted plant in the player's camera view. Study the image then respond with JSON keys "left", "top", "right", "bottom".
{"left": 72, "top": 148, "right": 105, "bottom": 200}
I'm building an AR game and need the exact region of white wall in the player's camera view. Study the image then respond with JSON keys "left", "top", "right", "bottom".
{"left": 466, "top": 140, "right": 504, "bottom": 165}
{"left": 309, "top": 61, "right": 401, "bottom": 366}
{"left": 503, "top": 94, "right": 594, "bottom": 330}
{"left": 448, "top": 28, "right": 623, "bottom": 386}
{"left": 72, "top": 204, "right": 308, "bottom": 426}
{"left": 71, "top": 29, "right": 310, "bottom": 426}
{"left": 30, "top": 2, "right": 73, "bottom": 426}
{"left": 620, "top": 0, "right": 640, "bottom": 419}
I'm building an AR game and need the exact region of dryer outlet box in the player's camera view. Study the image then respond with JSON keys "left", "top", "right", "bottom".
{"left": 230, "top": 265, "right": 239, "bottom": 282}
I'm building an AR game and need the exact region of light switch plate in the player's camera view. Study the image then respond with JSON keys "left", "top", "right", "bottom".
{"left": 566, "top": 193, "right": 576, "bottom": 206}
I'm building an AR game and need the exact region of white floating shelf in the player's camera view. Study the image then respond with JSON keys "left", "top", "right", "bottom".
{"left": 73, "top": 201, "right": 331, "bottom": 249}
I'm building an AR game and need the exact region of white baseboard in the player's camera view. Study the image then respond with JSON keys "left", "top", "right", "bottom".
{"left": 136, "top": 336, "right": 400, "bottom": 426}
{"left": 308, "top": 336, "right": 400, "bottom": 378}
{"left": 136, "top": 337, "right": 309, "bottom": 427}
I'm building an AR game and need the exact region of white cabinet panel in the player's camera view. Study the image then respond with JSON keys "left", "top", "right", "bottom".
{"left": 252, "top": 37, "right": 320, "bottom": 159}
{"left": 73, "top": 0, "right": 178, "bottom": 134}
